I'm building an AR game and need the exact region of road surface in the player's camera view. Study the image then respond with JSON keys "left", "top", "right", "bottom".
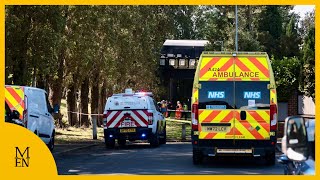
{"left": 54, "top": 142, "right": 284, "bottom": 175}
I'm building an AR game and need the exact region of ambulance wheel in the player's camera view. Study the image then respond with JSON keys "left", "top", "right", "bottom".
{"left": 118, "top": 139, "right": 126, "bottom": 146}
{"left": 265, "top": 151, "right": 275, "bottom": 166}
{"left": 150, "top": 132, "right": 159, "bottom": 147}
{"left": 105, "top": 138, "right": 115, "bottom": 149}
{"left": 193, "top": 149, "right": 203, "bottom": 165}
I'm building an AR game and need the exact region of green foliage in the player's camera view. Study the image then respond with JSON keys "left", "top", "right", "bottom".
{"left": 279, "top": 15, "right": 301, "bottom": 58}
{"left": 5, "top": 5, "right": 315, "bottom": 113}
{"left": 271, "top": 57, "right": 301, "bottom": 102}
{"left": 302, "top": 27, "right": 315, "bottom": 99}
{"left": 257, "top": 6, "right": 283, "bottom": 59}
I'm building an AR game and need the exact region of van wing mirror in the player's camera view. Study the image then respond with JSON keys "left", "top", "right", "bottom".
{"left": 284, "top": 116, "right": 309, "bottom": 161}
{"left": 267, "top": 84, "right": 275, "bottom": 89}
{"left": 194, "top": 83, "right": 201, "bottom": 89}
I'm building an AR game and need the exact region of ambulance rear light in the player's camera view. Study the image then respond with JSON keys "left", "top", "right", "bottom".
{"left": 270, "top": 104, "right": 277, "bottom": 131}
{"left": 148, "top": 113, "right": 153, "bottom": 125}
{"left": 192, "top": 103, "right": 199, "bottom": 131}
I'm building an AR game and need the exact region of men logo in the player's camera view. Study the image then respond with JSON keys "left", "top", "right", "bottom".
{"left": 244, "top": 91, "right": 261, "bottom": 99}
{"left": 15, "top": 147, "right": 30, "bottom": 167}
{"left": 208, "top": 91, "right": 225, "bottom": 99}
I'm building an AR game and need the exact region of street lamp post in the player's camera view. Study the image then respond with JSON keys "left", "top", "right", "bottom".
{"left": 214, "top": 41, "right": 224, "bottom": 51}
{"left": 235, "top": 5, "right": 238, "bottom": 52}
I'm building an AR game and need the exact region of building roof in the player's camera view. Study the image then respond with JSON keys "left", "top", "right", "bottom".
{"left": 163, "top": 40, "right": 209, "bottom": 47}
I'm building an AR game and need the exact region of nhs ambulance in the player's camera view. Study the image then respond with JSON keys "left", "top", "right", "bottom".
{"left": 191, "top": 52, "right": 278, "bottom": 165}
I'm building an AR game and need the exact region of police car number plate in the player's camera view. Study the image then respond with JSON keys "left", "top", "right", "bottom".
{"left": 120, "top": 128, "right": 136, "bottom": 133}
{"left": 204, "top": 126, "right": 228, "bottom": 132}
{"left": 217, "top": 149, "right": 253, "bottom": 154}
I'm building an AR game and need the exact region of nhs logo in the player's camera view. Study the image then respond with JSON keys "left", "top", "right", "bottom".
{"left": 244, "top": 91, "right": 261, "bottom": 99}
{"left": 208, "top": 91, "right": 225, "bottom": 99}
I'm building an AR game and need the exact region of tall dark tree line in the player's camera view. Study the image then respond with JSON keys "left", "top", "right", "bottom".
{"left": 5, "top": 5, "right": 315, "bottom": 127}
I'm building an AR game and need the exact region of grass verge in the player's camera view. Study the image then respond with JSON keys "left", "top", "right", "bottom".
{"left": 56, "top": 121, "right": 191, "bottom": 144}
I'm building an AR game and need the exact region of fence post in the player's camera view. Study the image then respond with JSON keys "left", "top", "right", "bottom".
{"left": 182, "top": 123, "right": 186, "bottom": 140}
{"left": 92, "top": 115, "right": 97, "bottom": 140}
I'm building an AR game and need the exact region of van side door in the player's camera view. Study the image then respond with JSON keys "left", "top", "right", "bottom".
{"left": 27, "top": 89, "right": 52, "bottom": 138}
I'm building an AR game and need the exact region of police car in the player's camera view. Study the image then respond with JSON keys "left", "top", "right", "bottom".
{"left": 103, "top": 89, "right": 166, "bottom": 148}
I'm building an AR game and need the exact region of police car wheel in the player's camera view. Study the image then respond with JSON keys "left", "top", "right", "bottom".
{"left": 159, "top": 130, "right": 166, "bottom": 144}
{"left": 150, "top": 133, "right": 160, "bottom": 147}
{"left": 105, "top": 139, "right": 115, "bottom": 149}
{"left": 118, "top": 139, "right": 126, "bottom": 146}
{"left": 160, "top": 133, "right": 167, "bottom": 144}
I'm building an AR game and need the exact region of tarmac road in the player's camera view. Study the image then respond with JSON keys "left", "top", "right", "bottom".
{"left": 54, "top": 142, "right": 284, "bottom": 175}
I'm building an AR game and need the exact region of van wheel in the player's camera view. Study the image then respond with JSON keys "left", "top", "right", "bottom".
{"left": 193, "top": 148, "right": 203, "bottom": 165}
{"left": 150, "top": 132, "right": 160, "bottom": 147}
{"left": 265, "top": 151, "right": 275, "bottom": 166}
{"left": 48, "top": 133, "right": 55, "bottom": 151}
{"left": 118, "top": 139, "right": 126, "bottom": 146}
{"left": 105, "top": 138, "right": 115, "bottom": 149}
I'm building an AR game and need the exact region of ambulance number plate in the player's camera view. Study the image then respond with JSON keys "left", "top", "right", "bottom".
{"left": 120, "top": 128, "right": 136, "bottom": 133}
{"left": 204, "top": 126, "right": 228, "bottom": 133}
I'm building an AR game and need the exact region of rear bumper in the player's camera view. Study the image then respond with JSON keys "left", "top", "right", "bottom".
{"left": 104, "top": 127, "right": 152, "bottom": 140}
{"left": 192, "top": 133, "right": 276, "bottom": 157}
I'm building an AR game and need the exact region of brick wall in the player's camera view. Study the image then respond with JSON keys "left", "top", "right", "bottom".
{"left": 277, "top": 90, "right": 298, "bottom": 138}
{"left": 287, "top": 90, "right": 298, "bottom": 116}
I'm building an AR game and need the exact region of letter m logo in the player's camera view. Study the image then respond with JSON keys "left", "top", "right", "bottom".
{"left": 15, "top": 147, "right": 30, "bottom": 167}
{"left": 208, "top": 91, "right": 225, "bottom": 99}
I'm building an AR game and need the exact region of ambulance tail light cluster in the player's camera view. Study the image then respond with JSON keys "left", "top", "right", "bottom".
{"left": 270, "top": 104, "right": 277, "bottom": 131}
{"left": 191, "top": 103, "right": 199, "bottom": 131}
{"left": 148, "top": 113, "right": 153, "bottom": 125}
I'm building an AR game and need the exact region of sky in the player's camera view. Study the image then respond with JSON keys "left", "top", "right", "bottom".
{"left": 292, "top": 5, "right": 315, "bottom": 19}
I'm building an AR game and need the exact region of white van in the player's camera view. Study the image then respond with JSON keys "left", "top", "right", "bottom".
{"left": 103, "top": 91, "right": 166, "bottom": 148}
{"left": 5, "top": 85, "right": 55, "bottom": 151}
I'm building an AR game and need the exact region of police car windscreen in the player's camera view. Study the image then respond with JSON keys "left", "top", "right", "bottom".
{"left": 107, "top": 96, "right": 148, "bottom": 110}
{"left": 198, "top": 81, "right": 270, "bottom": 110}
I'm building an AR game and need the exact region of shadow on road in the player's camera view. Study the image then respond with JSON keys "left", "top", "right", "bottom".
{"left": 55, "top": 142, "right": 282, "bottom": 175}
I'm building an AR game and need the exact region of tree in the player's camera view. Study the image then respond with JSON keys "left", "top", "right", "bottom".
{"left": 279, "top": 15, "right": 301, "bottom": 58}
{"left": 257, "top": 6, "right": 283, "bottom": 59}
{"left": 271, "top": 57, "right": 301, "bottom": 102}
{"left": 301, "top": 26, "right": 315, "bottom": 99}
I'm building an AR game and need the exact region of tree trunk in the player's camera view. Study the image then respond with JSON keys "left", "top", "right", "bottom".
{"left": 49, "top": 51, "right": 65, "bottom": 127}
{"left": 67, "top": 80, "right": 78, "bottom": 126}
{"left": 80, "top": 77, "right": 90, "bottom": 127}
{"left": 91, "top": 78, "right": 100, "bottom": 127}
{"left": 99, "top": 81, "right": 107, "bottom": 127}
{"left": 11, "top": 7, "right": 31, "bottom": 86}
